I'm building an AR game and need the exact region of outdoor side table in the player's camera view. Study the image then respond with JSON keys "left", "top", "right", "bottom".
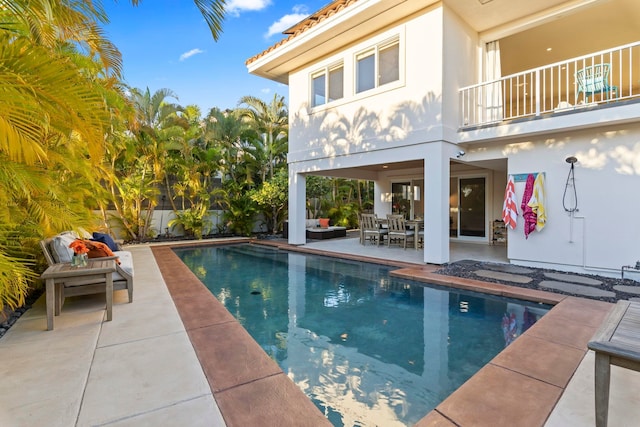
{"left": 40, "top": 260, "right": 117, "bottom": 331}
{"left": 587, "top": 300, "right": 640, "bottom": 427}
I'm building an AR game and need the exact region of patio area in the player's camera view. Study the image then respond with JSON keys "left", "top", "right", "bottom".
{"left": 305, "top": 232, "right": 509, "bottom": 265}
{"left": 1, "top": 238, "right": 639, "bottom": 426}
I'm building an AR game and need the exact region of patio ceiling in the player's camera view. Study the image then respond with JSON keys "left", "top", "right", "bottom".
{"left": 304, "top": 158, "right": 507, "bottom": 180}
{"left": 490, "top": 0, "right": 640, "bottom": 75}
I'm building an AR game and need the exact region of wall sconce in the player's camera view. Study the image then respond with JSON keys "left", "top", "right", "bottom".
{"left": 456, "top": 150, "right": 466, "bottom": 158}
{"left": 381, "top": 192, "right": 392, "bottom": 203}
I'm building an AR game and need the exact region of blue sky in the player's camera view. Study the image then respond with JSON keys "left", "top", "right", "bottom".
{"left": 103, "top": 1, "right": 328, "bottom": 114}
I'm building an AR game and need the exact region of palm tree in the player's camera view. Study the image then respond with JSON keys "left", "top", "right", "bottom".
{"left": 204, "top": 108, "right": 255, "bottom": 184}
{"left": 0, "top": 0, "right": 227, "bottom": 310}
{"left": 237, "top": 94, "right": 289, "bottom": 182}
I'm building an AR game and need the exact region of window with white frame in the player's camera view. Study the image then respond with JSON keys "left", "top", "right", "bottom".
{"left": 356, "top": 38, "right": 399, "bottom": 94}
{"left": 311, "top": 63, "right": 344, "bottom": 107}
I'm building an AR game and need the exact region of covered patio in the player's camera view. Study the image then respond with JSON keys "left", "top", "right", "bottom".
{"left": 305, "top": 232, "right": 508, "bottom": 265}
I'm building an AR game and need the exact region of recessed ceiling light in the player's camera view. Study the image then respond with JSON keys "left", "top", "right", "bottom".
{"left": 382, "top": 165, "right": 389, "bottom": 169}
{"left": 546, "top": 47, "right": 552, "bottom": 51}
{"left": 478, "top": 0, "right": 493, "bottom": 4}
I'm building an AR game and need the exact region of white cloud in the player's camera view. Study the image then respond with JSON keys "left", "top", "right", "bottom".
{"left": 226, "top": 0, "right": 271, "bottom": 16}
{"left": 265, "top": 5, "right": 309, "bottom": 38}
{"left": 261, "top": 88, "right": 271, "bottom": 94}
{"left": 179, "top": 48, "right": 204, "bottom": 61}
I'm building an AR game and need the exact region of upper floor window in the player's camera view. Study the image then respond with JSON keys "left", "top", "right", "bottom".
{"left": 356, "top": 38, "right": 399, "bottom": 94}
{"left": 312, "top": 63, "right": 344, "bottom": 107}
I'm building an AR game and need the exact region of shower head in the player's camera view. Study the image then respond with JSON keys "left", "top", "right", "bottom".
{"left": 565, "top": 156, "right": 578, "bottom": 164}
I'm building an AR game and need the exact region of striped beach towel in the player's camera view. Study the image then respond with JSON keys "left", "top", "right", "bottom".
{"left": 521, "top": 174, "right": 537, "bottom": 239}
{"left": 502, "top": 175, "right": 518, "bottom": 230}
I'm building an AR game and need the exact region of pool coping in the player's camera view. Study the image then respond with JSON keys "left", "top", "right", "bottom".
{"left": 151, "top": 240, "right": 613, "bottom": 427}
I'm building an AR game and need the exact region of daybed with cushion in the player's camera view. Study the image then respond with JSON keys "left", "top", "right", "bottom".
{"left": 40, "top": 230, "right": 134, "bottom": 303}
{"left": 305, "top": 218, "right": 347, "bottom": 240}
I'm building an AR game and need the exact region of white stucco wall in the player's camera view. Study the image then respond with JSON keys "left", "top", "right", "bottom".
{"left": 441, "top": 4, "right": 478, "bottom": 140}
{"left": 467, "top": 123, "right": 640, "bottom": 275}
{"left": 288, "top": 6, "right": 446, "bottom": 167}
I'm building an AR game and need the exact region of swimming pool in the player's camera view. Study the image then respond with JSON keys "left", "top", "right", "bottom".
{"left": 175, "top": 244, "right": 550, "bottom": 426}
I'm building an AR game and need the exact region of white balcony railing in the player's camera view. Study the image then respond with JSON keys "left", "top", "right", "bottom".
{"left": 460, "top": 41, "right": 640, "bottom": 128}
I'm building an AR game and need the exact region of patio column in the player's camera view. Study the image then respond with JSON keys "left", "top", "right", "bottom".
{"left": 423, "top": 142, "right": 454, "bottom": 264}
{"left": 288, "top": 170, "right": 306, "bottom": 245}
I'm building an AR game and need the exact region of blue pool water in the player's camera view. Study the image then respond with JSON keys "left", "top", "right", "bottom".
{"left": 175, "top": 244, "right": 550, "bottom": 427}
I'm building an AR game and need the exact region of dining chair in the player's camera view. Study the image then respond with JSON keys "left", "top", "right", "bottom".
{"left": 361, "top": 213, "right": 387, "bottom": 246}
{"left": 386, "top": 214, "right": 414, "bottom": 249}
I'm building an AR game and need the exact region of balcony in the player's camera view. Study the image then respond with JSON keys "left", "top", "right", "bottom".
{"left": 460, "top": 41, "right": 640, "bottom": 128}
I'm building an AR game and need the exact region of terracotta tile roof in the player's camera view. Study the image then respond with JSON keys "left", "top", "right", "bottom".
{"left": 245, "top": 0, "right": 360, "bottom": 66}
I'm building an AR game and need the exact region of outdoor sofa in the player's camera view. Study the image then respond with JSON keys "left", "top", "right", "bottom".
{"left": 40, "top": 230, "right": 134, "bottom": 304}
{"left": 305, "top": 218, "right": 347, "bottom": 240}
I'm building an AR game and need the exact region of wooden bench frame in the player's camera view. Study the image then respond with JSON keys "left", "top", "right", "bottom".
{"left": 588, "top": 300, "right": 640, "bottom": 427}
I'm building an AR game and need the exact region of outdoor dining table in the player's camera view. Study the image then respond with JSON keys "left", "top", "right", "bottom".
{"left": 406, "top": 219, "right": 424, "bottom": 250}
{"left": 376, "top": 218, "right": 424, "bottom": 249}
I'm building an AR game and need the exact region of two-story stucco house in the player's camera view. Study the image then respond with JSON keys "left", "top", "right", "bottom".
{"left": 247, "top": 0, "right": 640, "bottom": 279}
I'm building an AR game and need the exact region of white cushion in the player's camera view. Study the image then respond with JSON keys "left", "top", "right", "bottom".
{"left": 76, "top": 227, "right": 93, "bottom": 239}
{"left": 114, "top": 251, "right": 134, "bottom": 277}
{"left": 50, "top": 232, "right": 78, "bottom": 263}
{"left": 305, "top": 219, "right": 319, "bottom": 228}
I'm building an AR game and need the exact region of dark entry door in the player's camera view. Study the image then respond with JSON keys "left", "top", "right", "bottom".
{"left": 459, "top": 177, "right": 486, "bottom": 238}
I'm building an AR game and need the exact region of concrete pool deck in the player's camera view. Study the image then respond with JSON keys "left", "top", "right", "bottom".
{"left": 1, "top": 239, "right": 639, "bottom": 426}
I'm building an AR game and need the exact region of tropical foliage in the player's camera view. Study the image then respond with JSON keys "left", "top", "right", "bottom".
{"left": 0, "top": 0, "right": 225, "bottom": 312}
{"left": 0, "top": 0, "right": 370, "bottom": 317}
{"left": 307, "top": 176, "right": 374, "bottom": 228}
{"left": 250, "top": 169, "right": 289, "bottom": 234}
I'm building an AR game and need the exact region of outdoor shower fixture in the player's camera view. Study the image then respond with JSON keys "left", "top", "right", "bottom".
{"left": 563, "top": 156, "right": 579, "bottom": 243}
{"left": 563, "top": 156, "right": 578, "bottom": 213}
{"left": 456, "top": 150, "right": 466, "bottom": 158}
{"left": 565, "top": 156, "right": 578, "bottom": 164}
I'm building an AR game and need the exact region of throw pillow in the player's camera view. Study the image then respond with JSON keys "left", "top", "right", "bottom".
{"left": 84, "top": 240, "right": 120, "bottom": 263}
{"left": 319, "top": 218, "right": 330, "bottom": 228}
{"left": 51, "top": 233, "right": 77, "bottom": 263}
{"left": 92, "top": 232, "right": 119, "bottom": 252}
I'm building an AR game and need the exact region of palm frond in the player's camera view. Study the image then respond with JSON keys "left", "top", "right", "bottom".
{"left": 193, "top": 0, "right": 226, "bottom": 41}
{"left": 0, "top": 33, "right": 109, "bottom": 164}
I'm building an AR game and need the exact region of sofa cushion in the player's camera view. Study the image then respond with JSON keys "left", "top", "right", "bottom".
{"left": 319, "top": 218, "right": 330, "bottom": 228}
{"left": 305, "top": 219, "right": 319, "bottom": 228}
{"left": 77, "top": 227, "right": 93, "bottom": 240}
{"left": 114, "top": 251, "right": 134, "bottom": 277}
{"left": 91, "top": 232, "right": 119, "bottom": 252}
{"left": 50, "top": 232, "right": 78, "bottom": 263}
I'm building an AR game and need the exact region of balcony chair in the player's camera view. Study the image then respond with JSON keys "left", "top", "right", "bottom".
{"left": 386, "top": 214, "right": 414, "bottom": 249}
{"left": 360, "top": 213, "right": 387, "bottom": 246}
{"left": 575, "top": 63, "right": 618, "bottom": 104}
